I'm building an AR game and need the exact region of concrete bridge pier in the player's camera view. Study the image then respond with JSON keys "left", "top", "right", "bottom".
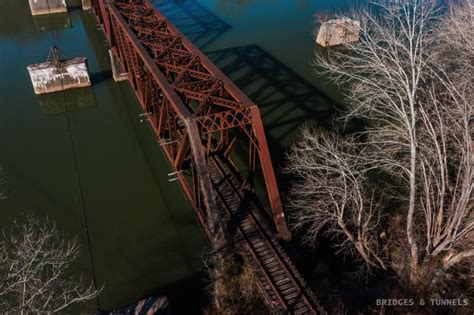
{"left": 28, "top": 0, "right": 68, "bottom": 16}
{"left": 27, "top": 47, "right": 91, "bottom": 95}
{"left": 82, "top": 0, "right": 92, "bottom": 10}
{"left": 109, "top": 48, "right": 128, "bottom": 82}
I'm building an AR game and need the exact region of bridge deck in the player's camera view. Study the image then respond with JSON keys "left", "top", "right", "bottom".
{"left": 90, "top": 0, "right": 325, "bottom": 313}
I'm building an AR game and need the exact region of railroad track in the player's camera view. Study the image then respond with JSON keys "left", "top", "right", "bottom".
{"left": 208, "top": 155, "right": 324, "bottom": 314}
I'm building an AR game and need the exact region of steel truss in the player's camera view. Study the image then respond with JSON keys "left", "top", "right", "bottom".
{"left": 95, "top": 0, "right": 290, "bottom": 239}
{"left": 89, "top": 1, "right": 325, "bottom": 313}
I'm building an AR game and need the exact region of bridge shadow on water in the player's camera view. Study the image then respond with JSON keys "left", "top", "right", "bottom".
{"left": 153, "top": 2, "right": 341, "bottom": 159}
{"left": 207, "top": 44, "right": 341, "bottom": 168}
{"left": 154, "top": 0, "right": 231, "bottom": 50}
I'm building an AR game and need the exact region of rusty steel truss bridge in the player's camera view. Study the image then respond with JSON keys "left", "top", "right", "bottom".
{"left": 90, "top": 0, "right": 325, "bottom": 313}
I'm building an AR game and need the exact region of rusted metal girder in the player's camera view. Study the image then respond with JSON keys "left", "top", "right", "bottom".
{"left": 91, "top": 0, "right": 291, "bottom": 240}
{"left": 87, "top": 2, "right": 330, "bottom": 313}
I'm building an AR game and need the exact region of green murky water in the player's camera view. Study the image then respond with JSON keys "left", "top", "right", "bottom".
{"left": 0, "top": 0, "right": 359, "bottom": 312}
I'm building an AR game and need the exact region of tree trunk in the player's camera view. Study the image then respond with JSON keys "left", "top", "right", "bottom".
{"left": 407, "top": 108, "right": 419, "bottom": 285}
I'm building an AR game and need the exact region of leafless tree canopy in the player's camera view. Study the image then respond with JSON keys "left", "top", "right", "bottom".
{"left": 0, "top": 215, "right": 99, "bottom": 314}
{"left": 286, "top": 0, "right": 473, "bottom": 292}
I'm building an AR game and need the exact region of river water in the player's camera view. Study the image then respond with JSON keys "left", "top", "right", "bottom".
{"left": 0, "top": 0, "right": 357, "bottom": 312}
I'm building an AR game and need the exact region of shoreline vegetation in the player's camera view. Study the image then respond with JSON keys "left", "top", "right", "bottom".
{"left": 283, "top": 0, "right": 473, "bottom": 313}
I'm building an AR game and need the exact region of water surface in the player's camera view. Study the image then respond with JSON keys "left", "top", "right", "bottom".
{"left": 0, "top": 0, "right": 360, "bottom": 312}
{"left": 0, "top": 0, "right": 207, "bottom": 311}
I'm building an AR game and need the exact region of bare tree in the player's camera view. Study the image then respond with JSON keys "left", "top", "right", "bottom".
{"left": 0, "top": 215, "right": 100, "bottom": 314}
{"left": 286, "top": 0, "right": 473, "bottom": 291}
{"left": 285, "top": 129, "right": 388, "bottom": 271}
{"left": 435, "top": 0, "right": 473, "bottom": 100}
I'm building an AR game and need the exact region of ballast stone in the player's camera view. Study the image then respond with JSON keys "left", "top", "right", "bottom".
{"left": 29, "top": 0, "right": 67, "bottom": 16}
{"left": 316, "top": 18, "right": 360, "bottom": 47}
{"left": 27, "top": 58, "right": 91, "bottom": 95}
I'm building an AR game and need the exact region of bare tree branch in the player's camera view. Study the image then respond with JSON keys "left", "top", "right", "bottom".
{"left": 0, "top": 215, "right": 101, "bottom": 314}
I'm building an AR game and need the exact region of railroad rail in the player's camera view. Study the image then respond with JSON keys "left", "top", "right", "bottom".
{"left": 89, "top": 1, "right": 324, "bottom": 313}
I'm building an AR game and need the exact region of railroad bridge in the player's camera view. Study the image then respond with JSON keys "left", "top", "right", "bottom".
{"left": 90, "top": 1, "right": 324, "bottom": 313}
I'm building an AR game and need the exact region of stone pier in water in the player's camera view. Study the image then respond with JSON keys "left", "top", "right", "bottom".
{"left": 109, "top": 48, "right": 128, "bottom": 82}
{"left": 28, "top": 0, "right": 67, "bottom": 16}
{"left": 316, "top": 18, "right": 360, "bottom": 47}
{"left": 27, "top": 58, "right": 91, "bottom": 95}
{"left": 82, "top": 0, "right": 92, "bottom": 10}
